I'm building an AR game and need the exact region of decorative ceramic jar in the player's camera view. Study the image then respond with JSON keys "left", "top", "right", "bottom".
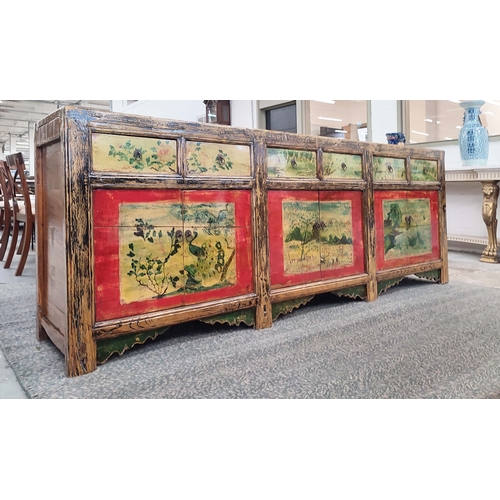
{"left": 459, "top": 100, "right": 489, "bottom": 166}
{"left": 386, "top": 132, "right": 406, "bottom": 145}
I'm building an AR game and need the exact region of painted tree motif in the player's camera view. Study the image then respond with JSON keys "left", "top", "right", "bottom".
{"left": 122, "top": 203, "right": 238, "bottom": 302}
{"left": 126, "top": 219, "right": 183, "bottom": 298}
{"left": 284, "top": 202, "right": 323, "bottom": 262}
{"left": 383, "top": 199, "right": 431, "bottom": 258}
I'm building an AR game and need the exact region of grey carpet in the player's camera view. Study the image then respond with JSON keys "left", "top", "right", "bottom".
{"left": 1, "top": 277, "right": 500, "bottom": 399}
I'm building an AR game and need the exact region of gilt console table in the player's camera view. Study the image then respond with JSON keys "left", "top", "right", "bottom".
{"left": 35, "top": 107, "right": 448, "bottom": 377}
{"left": 445, "top": 164, "right": 500, "bottom": 263}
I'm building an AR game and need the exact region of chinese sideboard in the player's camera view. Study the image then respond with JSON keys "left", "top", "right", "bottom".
{"left": 35, "top": 107, "right": 448, "bottom": 377}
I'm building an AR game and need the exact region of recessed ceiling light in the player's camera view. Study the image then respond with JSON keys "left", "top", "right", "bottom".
{"left": 318, "top": 116, "right": 342, "bottom": 122}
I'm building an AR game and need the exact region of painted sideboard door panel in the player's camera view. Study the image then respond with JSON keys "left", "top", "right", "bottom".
{"left": 268, "top": 190, "right": 365, "bottom": 288}
{"left": 374, "top": 190, "right": 440, "bottom": 271}
{"left": 93, "top": 189, "right": 254, "bottom": 322}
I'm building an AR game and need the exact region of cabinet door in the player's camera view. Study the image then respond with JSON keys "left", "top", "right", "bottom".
{"left": 93, "top": 189, "right": 254, "bottom": 322}
{"left": 268, "top": 190, "right": 365, "bottom": 288}
{"left": 374, "top": 190, "right": 440, "bottom": 271}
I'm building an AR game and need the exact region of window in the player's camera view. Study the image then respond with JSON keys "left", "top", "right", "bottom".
{"left": 265, "top": 102, "right": 297, "bottom": 133}
{"left": 259, "top": 100, "right": 368, "bottom": 139}
{"left": 407, "top": 100, "right": 500, "bottom": 144}
{"left": 309, "top": 100, "right": 368, "bottom": 141}
{"left": 203, "top": 100, "right": 231, "bottom": 125}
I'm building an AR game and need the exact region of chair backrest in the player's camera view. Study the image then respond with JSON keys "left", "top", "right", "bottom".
{"left": 5, "top": 153, "right": 32, "bottom": 216}
{"left": 0, "top": 160, "right": 11, "bottom": 207}
{"left": 0, "top": 159, "right": 18, "bottom": 211}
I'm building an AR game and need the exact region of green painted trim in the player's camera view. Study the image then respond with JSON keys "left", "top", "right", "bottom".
{"left": 202, "top": 309, "right": 255, "bottom": 327}
{"left": 333, "top": 285, "right": 367, "bottom": 300}
{"left": 272, "top": 297, "right": 314, "bottom": 321}
{"left": 377, "top": 278, "right": 404, "bottom": 295}
{"left": 96, "top": 327, "right": 170, "bottom": 365}
{"left": 415, "top": 269, "right": 441, "bottom": 282}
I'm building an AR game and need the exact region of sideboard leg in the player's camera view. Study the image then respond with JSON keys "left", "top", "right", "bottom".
{"left": 480, "top": 181, "right": 500, "bottom": 263}
{"left": 366, "top": 281, "right": 378, "bottom": 302}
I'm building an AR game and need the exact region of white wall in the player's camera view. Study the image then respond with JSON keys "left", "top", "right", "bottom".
{"left": 446, "top": 182, "right": 485, "bottom": 239}
{"left": 369, "top": 100, "right": 399, "bottom": 144}
{"left": 230, "top": 100, "right": 257, "bottom": 130}
{"left": 111, "top": 100, "right": 206, "bottom": 123}
{"left": 111, "top": 100, "right": 258, "bottom": 130}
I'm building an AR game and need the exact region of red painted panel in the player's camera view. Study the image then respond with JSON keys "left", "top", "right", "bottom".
{"left": 269, "top": 190, "right": 365, "bottom": 288}
{"left": 93, "top": 189, "right": 253, "bottom": 322}
{"left": 319, "top": 191, "right": 365, "bottom": 280}
{"left": 374, "top": 190, "right": 440, "bottom": 271}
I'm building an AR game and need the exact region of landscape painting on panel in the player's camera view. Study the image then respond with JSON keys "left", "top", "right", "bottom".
{"left": 319, "top": 200, "right": 355, "bottom": 270}
{"left": 410, "top": 159, "right": 438, "bottom": 182}
{"left": 375, "top": 191, "right": 440, "bottom": 271}
{"left": 281, "top": 200, "right": 355, "bottom": 276}
{"left": 268, "top": 191, "right": 364, "bottom": 288}
{"left": 382, "top": 198, "right": 432, "bottom": 261}
{"left": 282, "top": 200, "right": 321, "bottom": 275}
{"left": 323, "top": 152, "right": 363, "bottom": 180}
{"left": 373, "top": 156, "right": 406, "bottom": 181}
{"left": 267, "top": 148, "right": 317, "bottom": 178}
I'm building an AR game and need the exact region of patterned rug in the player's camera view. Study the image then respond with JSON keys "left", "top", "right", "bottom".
{"left": 2, "top": 278, "right": 500, "bottom": 399}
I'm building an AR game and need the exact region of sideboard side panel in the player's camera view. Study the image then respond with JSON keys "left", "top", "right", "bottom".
{"left": 36, "top": 139, "right": 68, "bottom": 343}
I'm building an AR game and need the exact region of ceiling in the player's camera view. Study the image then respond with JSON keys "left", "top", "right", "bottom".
{"left": 0, "top": 100, "right": 110, "bottom": 165}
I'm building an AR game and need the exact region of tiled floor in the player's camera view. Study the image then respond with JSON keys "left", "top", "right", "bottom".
{"left": 1, "top": 247, "right": 500, "bottom": 398}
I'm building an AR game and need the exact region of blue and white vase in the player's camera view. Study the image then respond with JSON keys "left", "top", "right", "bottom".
{"left": 459, "top": 100, "right": 489, "bottom": 166}
{"left": 386, "top": 132, "right": 406, "bottom": 145}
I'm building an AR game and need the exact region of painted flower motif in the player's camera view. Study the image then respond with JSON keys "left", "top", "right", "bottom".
{"left": 158, "top": 148, "right": 170, "bottom": 158}
{"left": 216, "top": 153, "right": 226, "bottom": 166}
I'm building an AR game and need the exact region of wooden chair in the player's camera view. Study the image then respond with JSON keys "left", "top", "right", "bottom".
{"left": 0, "top": 160, "right": 13, "bottom": 261}
{"left": 4, "top": 153, "right": 36, "bottom": 276}
{"left": 0, "top": 162, "right": 5, "bottom": 230}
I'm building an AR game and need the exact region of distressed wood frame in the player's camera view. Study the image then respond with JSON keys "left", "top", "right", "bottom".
{"left": 35, "top": 107, "right": 448, "bottom": 377}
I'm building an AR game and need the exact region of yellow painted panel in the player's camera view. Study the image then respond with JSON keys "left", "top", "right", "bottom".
{"left": 323, "top": 152, "right": 362, "bottom": 180}
{"left": 186, "top": 141, "right": 251, "bottom": 176}
{"left": 92, "top": 133, "right": 177, "bottom": 174}
{"left": 410, "top": 159, "right": 438, "bottom": 182}
{"left": 373, "top": 156, "right": 406, "bottom": 182}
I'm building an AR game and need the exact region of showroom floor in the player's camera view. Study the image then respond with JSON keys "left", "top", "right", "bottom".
{"left": 2, "top": 248, "right": 500, "bottom": 399}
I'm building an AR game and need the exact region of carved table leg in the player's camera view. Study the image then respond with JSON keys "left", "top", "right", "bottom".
{"left": 480, "top": 180, "right": 500, "bottom": 263}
